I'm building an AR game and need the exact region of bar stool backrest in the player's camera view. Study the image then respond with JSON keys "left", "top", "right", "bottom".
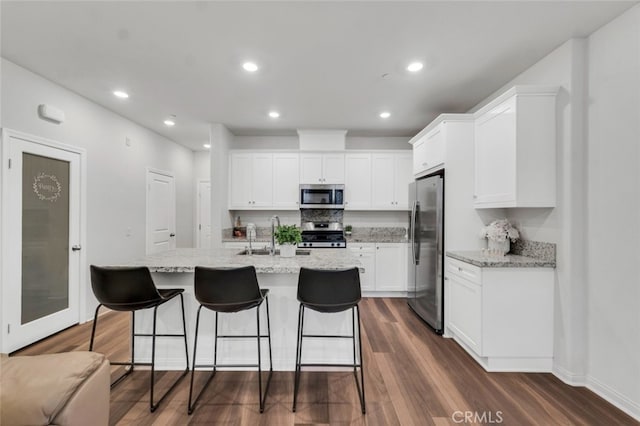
{"left": 90, "top": 266, "right": 162, "bottom": 311}
{"left": 297, "top": 267, "right": 361, "bottom": 313}
{"left": 194, "top": 266, "right": 262, "bottom": 312}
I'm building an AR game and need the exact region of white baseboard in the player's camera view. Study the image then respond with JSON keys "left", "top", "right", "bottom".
{"left": 587, "top": 375, "right": 640, "bottom": 421}
{"left": 552, "top": 366, "right": 639, "bottom": 421}
{"left": 552, "top": 364, "right": 586, "bottom": 386}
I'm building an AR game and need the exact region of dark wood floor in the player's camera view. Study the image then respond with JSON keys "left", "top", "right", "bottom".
{"left": 14, "top": 298, "right": 637, "bottom": 425}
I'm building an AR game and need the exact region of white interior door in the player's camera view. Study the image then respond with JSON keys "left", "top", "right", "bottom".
{"left": 197, "top": 180, "right": 211, "bottom": 248}
{"left": 2, "top": 130, "right": 83, "bottom": 352}
{"left": 146, "top": 168, "right": 176, "bottom": 254}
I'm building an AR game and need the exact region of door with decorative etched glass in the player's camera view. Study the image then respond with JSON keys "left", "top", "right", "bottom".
{"left": 2, "top": 131, "right": 82, "bottom": 352}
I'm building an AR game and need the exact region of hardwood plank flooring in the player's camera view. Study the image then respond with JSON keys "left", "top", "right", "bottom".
{"left": 12, "top": 298, "right": 638, "bottom": 425}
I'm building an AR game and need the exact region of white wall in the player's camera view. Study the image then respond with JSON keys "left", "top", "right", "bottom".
{"left": 209, "top": 123, "right": 233, "bottom": 247}
{"left": 233, "top": 135, "right": 298, "bottom": 150}
{"left": 346, "top": 136, "right": 410, "bottom": 150}
{"left": 193, "top": 150, "right": 210, "bottom": 181}
{"left": 193, "top": 150, "right": 210, "bottom": 244}
{"left": 232, "top": 135, "right": 411, "bottom": 151}
{"left": 585, "top": 4, "right": 640, "bottom": 417}
{"left": 467, "top": 5, "right": 640, "bottom": 418}
{"left": 0, "top": 58, "right": 195, "bottom": 322}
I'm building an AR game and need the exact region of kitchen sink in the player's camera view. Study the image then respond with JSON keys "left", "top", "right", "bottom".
{"left": 237, "top": 249, "right": 311, "bottom": 256}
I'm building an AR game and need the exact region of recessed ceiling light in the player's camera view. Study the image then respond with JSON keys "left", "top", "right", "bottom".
{"left": 243, "top": 62, "right": 259, "bottom": 72}
{"left": 113, "top": 90, "right": 129, "bottom": 99}
{"left": 407, "top": 62, "right": 424, "bottom": 72}
{"left": 379, "top": 112, "right": 391, "bottom": 119}
{"left": 203, "top": 143, "right": 211, "bottom": 149}
{"left": 268, "top": 111, "right": 280, "bottom": 118}
{"left": 164, "top": 119, "right": 175, "bottom": 127}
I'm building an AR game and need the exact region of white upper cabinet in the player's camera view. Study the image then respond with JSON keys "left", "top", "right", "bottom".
{"left": 345, "top": 153, "right": 372, "bottom": 209}
{"left": 229, "top": 152, "right": 274, "bottom": 209}
{"left": 411, "top": 126, "right": 445, "bottom": 176}
{"left": 371, "top": 153, "right": 412, "bottom": 210}
{"left": 272, "top": 153, "right": 300, "bottom": 209}
{"left": 299, "top": 153, "right": 345, "bottom": 184}
{"left": 474, "top": 86, "right": 558, "bottom": 208}
{"left": 394, "top": 154, "right": 412, "bottom": 209}
{"left": 371, "top": 154, "right": 395, "bottom": 209}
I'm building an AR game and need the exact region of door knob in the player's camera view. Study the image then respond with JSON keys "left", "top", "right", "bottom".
{"left": 71, "top": 245, "right": 81, "bottom": 251}
{"left": 170, "top": 233, "right": 176, "bottom": 237}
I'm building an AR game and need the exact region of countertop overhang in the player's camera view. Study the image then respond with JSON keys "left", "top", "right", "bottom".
{"left": 126, "top": 248, "right": 363, "bottom": 273}
{"left": 446, "top": 250, "right": 556, "bottom": 268}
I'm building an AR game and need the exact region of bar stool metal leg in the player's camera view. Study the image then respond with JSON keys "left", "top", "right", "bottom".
{"left": 150, "top": 297, "right": 190, "bottom": 412}
{"left": 292, "top": 304, "right": 305, "bottom": 412}
{"left": 354, "top": 305, "right": 365, "bottom": 414}
{"left": 257, "top": 295, "right": 274, "bottom": 413}
{"left": 188, "top": 305, "right": 217, "bottom": 415}
{"left": 89, "top": 305, "right": 134, "bottom": 388}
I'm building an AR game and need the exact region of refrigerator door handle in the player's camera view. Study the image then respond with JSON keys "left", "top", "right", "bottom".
{"left": 413, "top": 201, "right": 420, "bottom": 265}
{"left": 410, "top": 201, "right": 417, "bottom": 265}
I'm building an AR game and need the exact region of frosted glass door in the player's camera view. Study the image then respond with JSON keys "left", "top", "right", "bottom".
{"left": 21, "top": 153, "right": 70, "bottom": 324}
{"left": 2, "top": 132, "right": 81, "bottom": 353}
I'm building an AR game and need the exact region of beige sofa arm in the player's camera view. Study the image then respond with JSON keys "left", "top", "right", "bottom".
{"left": 1, "top": 352, "right": 110, "bottom": 426}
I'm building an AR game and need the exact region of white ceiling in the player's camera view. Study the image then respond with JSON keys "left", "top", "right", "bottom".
{"left": 1, "top": 1, "right": 636, "bottom": 151}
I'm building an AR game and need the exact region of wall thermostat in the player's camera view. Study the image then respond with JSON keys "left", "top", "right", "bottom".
{"left": 38, "top": 104, "right": 65, "bottom": 124}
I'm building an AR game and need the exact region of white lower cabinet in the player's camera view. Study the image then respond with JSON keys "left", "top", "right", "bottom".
{"left": 348, "top": 244, "right": 376, "bottom": 292}
{"left": 375, "top": 243, "right": 407, "bottom": 291}
{"left": 445, "top": 256, "right": 554, "bottom": 372}
{"left": 349, "top": 243, "right": 407, "bottom": 295}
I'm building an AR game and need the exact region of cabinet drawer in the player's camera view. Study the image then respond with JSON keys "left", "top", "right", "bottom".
{"left": 446, "top": 258, "right": 481, "bottom": 284}
{"left": 348, "top": 243, "right": 375, "bottom": 252}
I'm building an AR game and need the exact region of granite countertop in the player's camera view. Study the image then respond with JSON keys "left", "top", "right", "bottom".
{"left": 446, "top": 251, "right": 556, "bottom": 268}
{"left": 127, "top": 248, "right": 363, "bottom": 273}
{"left": 345, "top": 235, "right": 408, "bottom": 244}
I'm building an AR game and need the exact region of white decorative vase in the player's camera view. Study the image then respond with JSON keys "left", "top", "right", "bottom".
{"left": 280, "top": 243, "right": 296, "bottom": 258}
{"left": 488, "top": 238, "right": 510, "bottom": 255}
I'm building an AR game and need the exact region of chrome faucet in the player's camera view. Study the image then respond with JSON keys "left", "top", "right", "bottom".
{"left": 246, "top": 223, "right": 256, "bottom": 255}
{"left": 270, "top": 215, "right": 281, "bottom": 256}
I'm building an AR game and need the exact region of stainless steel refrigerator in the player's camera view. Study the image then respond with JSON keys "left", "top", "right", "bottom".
{"left": 408, "top": 173, "right": 444, "bottom": 334}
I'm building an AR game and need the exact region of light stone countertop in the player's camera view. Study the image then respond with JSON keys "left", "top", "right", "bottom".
{"left": 446, "top": 251, "right": 556, "bottom": 268}
{"left": 127, "top": 248, "right": 363, "bottom": 273}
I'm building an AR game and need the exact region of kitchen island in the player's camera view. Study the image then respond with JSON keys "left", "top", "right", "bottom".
{"left": 125, "top": 248, "right": 363, "bottom": 371}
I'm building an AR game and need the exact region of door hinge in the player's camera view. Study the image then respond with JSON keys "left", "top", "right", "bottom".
{"left": 199, "top": 224, "right": 202, "bottom": 230}
{"left": 8, "top": 158, "right": 11, "bottom": 169}
{"left": 7, "top": 324, "right": 10, "bottom": 334}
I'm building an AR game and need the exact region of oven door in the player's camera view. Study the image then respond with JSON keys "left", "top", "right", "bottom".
{"left": 299, "top": 184, "right": 344, "bottom": 209}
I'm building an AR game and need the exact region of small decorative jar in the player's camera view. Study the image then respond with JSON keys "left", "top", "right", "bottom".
{"left": 279, "top": 243, "right": 296, "bottom": 258}
{"left": 488, "top": 238, "right": 510, "bottom": 256}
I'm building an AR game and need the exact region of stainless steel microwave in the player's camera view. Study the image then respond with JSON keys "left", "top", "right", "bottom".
{"left": 299, "top": 184, "right": 345, "bottom": 209}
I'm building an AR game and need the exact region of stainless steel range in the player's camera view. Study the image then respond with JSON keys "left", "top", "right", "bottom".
{"left": 298, "top": 221, "right": 347, "bottom": 248}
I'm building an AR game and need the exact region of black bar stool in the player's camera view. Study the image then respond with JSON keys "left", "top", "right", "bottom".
{"left": 88, "top": 265, "right": 189, "bottom": 412}
{"left": 188, "top": 266, "right": 273, "bottom": 414}
{"left": 293, "top": 267, "right": 365, "bottom": 414}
